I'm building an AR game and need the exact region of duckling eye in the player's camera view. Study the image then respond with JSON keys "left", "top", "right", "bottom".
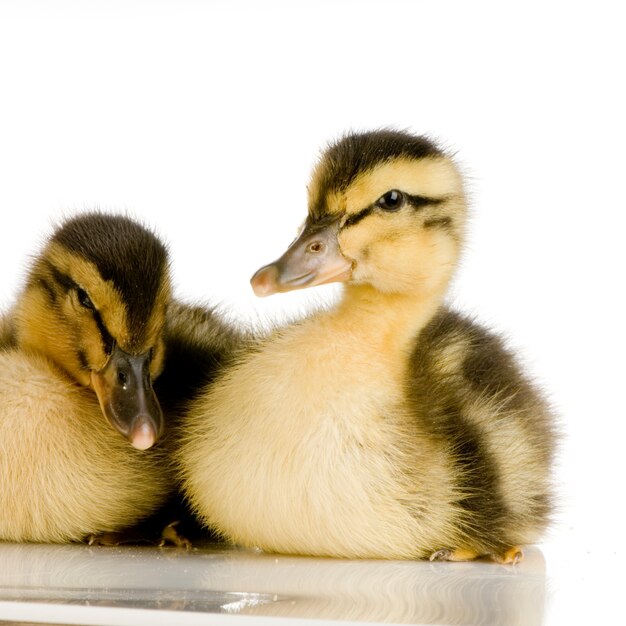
{"left": 307, "top": 241, "right": 326, "bottom": 254}
{"left": 76, "top": 288, "right": 95, "bottom": 310}
{"left": 376, "top": 190, "right": 404, "bottom": 211}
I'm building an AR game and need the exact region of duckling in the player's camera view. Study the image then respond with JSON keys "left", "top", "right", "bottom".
{"left": 179, "top": 130, "right": 556, "bottom": 562}
{"left": 0, "top": 212, "right": 173, "bottom": 542}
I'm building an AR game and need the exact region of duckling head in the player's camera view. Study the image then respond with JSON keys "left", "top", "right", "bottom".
{"left": 251, "top": 130, "right": 466, "bottom": 299}
{"left": 14, "top": 213, "right": 171, "bottom": 450}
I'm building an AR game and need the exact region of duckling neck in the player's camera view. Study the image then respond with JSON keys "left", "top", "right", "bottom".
{"left": 330, "top": 283, "right": 445, "bottom": 356}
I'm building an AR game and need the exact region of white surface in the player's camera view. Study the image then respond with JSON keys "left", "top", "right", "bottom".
{"left": 0, "top": 541, "right": 621, "bottom": 625}
{"left": 0, "top": 542, "right": 546, "bottom": 625}
{"left": 0, "top": 1, "right": 625, "bottom": 624}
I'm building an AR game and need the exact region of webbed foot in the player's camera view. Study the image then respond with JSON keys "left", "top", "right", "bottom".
{"left": 429, "top": 545, "right": 523, "bottom": 564}
{"left": 429, "top": 547, "right": 480, "bottom": 562}
{"left": 493, "top": 545, "right": 523, "bottom": 564}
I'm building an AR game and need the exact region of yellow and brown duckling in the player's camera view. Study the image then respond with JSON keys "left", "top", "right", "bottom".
{"left": 0, "top": 212, "right": 173, "bottom": 542}
{"left": 179, "top": 130, "right": 556, "bottom": 562}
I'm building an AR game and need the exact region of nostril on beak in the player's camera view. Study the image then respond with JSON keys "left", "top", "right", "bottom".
{"left": 306, "top": 241, "right": 326, "bottom": 254}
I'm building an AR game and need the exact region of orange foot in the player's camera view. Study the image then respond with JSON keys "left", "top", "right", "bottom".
{"left": 493, "top": 546, "right": 524, "bottom": 565}
{"left": 429, "top": 547, "right": 481, "bottom": 562}
{"left": 87, "top": 531, "right": 129, "bottom": 546}
{"left": 159, "top": 521, "right": 192, "bottom": 549}
{"left": 429, "top": 545, "right": 523, "bottom": 564}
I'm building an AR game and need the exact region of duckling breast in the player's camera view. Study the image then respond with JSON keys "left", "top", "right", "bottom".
{"left": 179, "top": 319, "right": 459, "bottom": 558}
{"left": 0, "top": 350, "right": 171, "bottom": 542}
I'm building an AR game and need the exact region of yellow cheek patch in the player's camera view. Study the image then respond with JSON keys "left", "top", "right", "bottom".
{"left": 15, "top": 287, "right": 85, "bottom": 382}
{"left": 338, "top": 211, "right": 459, "bottom": 295}
{"left": 338, "top": 209, "right": 416, "bottom": 257}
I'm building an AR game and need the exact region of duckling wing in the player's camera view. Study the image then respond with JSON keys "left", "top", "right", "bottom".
{"left": 408, "top": 308, "right": 556, "bottom": 556}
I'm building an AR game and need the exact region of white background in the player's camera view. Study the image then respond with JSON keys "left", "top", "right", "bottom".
{"left": 1, "top": 1, "right": 624, "bottom": 623}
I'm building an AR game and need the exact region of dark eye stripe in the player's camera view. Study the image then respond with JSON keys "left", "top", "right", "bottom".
{"left": 424, "top": 217, "right": 452, "bottom": 229}
{"left": 76, "top": 288, "right": 95, "bottom": 310}
{"left": 92, "top": 309, "right": 114, "bottom": 355}
{"left": 45, "top": 261, "right": 115, "bottom": 357}
{"left": 37, "top": 277, "right": 58, "bottom": 304}
{"left": 76, "top": 350, "right": 89, "bottom": 370}
{"left": 343, "top": 207, "right": 374, "bottom": 228}
{"left": 341, "top": 194, "right": 446, "bottom": 230}
{"left": 46, "top": 262, "right": 77, "bottom": 293}
{"left": 406, "top": 194, "right": 445, "bottom": 210}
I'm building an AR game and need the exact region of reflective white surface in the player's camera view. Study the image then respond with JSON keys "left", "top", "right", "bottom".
{"left": 1, "top": 535, "right": 624, "bottom": 625}
{"left": 0, "top": 541, "right": 547, "bottom": 625}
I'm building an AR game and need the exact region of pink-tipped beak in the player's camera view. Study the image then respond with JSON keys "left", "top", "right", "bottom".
{"left": 91, "top": 344, "right": 164, "bottom": 450}
{"left": 251, "top": 221, "right": 353, "bottom": 297}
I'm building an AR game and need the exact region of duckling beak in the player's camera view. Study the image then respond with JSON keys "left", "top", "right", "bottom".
{"left": 251, "top": 221, "right": 353, "bottom": 297}
{"left": 90, "top": 344, "right": 164, "bottom": 450}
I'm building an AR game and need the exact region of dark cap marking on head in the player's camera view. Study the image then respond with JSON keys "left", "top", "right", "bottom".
{"left": 51, "top": 213, "right": 169, "bottom": 341}
{"left": 310, "top": 130, "right": 443, "bottom": 220}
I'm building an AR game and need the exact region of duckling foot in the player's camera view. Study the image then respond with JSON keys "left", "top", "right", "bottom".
{"left": 87, "top": 531, "right": 131, "bottom": 546}
{"left": 492, "top": 546, "right": 524, "bottom": 565}
{"left": 429, "top": 546, "right": 524, "bottom": 564}
{"left": 158, "top": 520, "right": 192, "bottom": 549}
{"left": 429, "top": 548, "right": 480, "bottom": 562}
